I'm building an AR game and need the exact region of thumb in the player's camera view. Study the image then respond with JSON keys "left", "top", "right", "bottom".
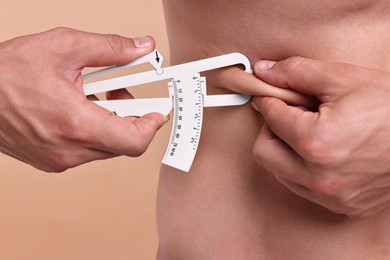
{"left": 251, "top": 96, "right": 318, "bottom": 153}
{"left": 123, "top": 113, "right": 170, "bottom": 156}
{"left": 51, "top": 28, "right": 155, "bottom": 69}
{"left": 87, "top": 109, "right": 170, "bottom": 157}
{"left": 254, "top": 57, "right": 349, "bottom": 99}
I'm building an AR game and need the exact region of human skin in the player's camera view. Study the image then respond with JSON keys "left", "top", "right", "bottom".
{"left": 250, "top": 58, "right": 390, "bottom": 219}
{"left": 157, "top": 0, "right": 390, "bottom": 259}
{"left": 0, "top": 28, "right": 168, "bottom": 172}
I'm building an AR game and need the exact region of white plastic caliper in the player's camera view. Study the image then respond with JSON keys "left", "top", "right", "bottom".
{"left": 83, "top": 51, "right": 252, "bottom": 172}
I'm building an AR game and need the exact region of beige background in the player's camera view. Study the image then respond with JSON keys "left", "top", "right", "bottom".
{"left": 0, "top": 1, "right": 171, "bottom": 259}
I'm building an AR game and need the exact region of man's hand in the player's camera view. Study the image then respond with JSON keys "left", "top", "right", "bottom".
{"left": 250, "top": 57, "right": 390, "bottom": 218}
{"left": 0, "top": 28, "right": 169, "bottom": 172}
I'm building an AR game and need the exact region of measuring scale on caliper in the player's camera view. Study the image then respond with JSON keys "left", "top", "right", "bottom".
{"left": 83, "top": 51, "right": 252, "bottom": 172}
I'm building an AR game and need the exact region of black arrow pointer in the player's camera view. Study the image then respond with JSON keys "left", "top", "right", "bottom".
{"left": 155, "top": 51, "right": 160, "bottom": 63}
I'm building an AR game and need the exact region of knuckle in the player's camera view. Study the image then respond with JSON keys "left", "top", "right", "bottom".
{"left": 50, "top": 166, "right": 68, "bottom": 174}
{"left": 56, "top": 160, "right": 75, "bottom": 172}
{"left": 46, "top": 153, "right": 75, "bottom": 173}
{"left": 309, "top": 174, "right": 345, "bottom": 198}
{"left": 298, "top": 135, "right": 330, "bottom": 165}
{"left": 349, "top": 211, "right": 373, "bottom": 220}
{"left": 297, "top": 128, "right": 346, "bottom": 167}
{"left": 51, "top": 27, "right": 72, "bottom": 35}
{"left": 322, "top": 198, "right": 363, "bottom": 217}
{"left": 280, "top": 56, "right": 310, "bottom": 86}
{"left": 322, "top": 202, "right": 348, "bottom": 215}
{"left": 51, "top": 27, "right": 80, "bottom": 50}
{"left": 129, "top": 139, "right": 149, "bottom": 157}
{"left": 106, "top": 34, "right": 125, "bottom": 57}
{"left": 60, "top": 112, "right": 90, "bottom": 143}
{"left": 282, "top": 56, "right": 307, "bottom": 75}
{"left": 308, "top": 174, "right": 360, "bottom": 217}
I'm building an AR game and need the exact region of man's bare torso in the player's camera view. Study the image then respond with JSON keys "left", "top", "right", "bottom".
{"left": 157, "top": 0, "right": 390, "bottom": 259}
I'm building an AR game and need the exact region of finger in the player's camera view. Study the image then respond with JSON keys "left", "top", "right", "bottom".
{"left": 257, "top": 125, "right": 335, "bottom": 210}
{"left": 207, "top": 66, "right": 316, "bottom": 108}
{"left": 106, "top": 89, "right": 134, "bottom": 100}
{"left": 252, "top": 96, "right": 318, "bottom": 150}
{"left": 254, "top": 57, "right": 353, "bottom": 99}
{"left": 48, "top": 28, "right": 155, "bottom": 68}
{"left": 254, "top": 124, "right": 310, "bottom": 186}
{"left": 86, "top": 104, "right": 169, "bottom": 157}
{"left": 273, "top": 176, "right": 326, "bottom": 209}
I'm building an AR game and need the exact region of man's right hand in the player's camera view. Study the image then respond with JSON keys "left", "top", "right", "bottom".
{"left": 217, "top": 55, "right": 390, "bottom": 218}
{"left": 0, "top": 28, "right": 169, "bottom": 172}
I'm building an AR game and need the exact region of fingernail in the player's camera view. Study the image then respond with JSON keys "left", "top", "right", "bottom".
{"left": 255, "top": 60, "right": 277, "bottom": 71}
{"left": 157, "top": 113, "right": 170, "bottom": 124}
{"left": 133, "top": 36, "right": 152, "bottom": 48}
{"left": 251, "top": 100, "right": 259, "bottom": 112}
